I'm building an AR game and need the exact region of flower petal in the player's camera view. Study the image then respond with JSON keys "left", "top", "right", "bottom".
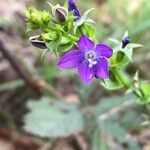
{"left": 58, "top": 50, "right": 83, "bottom": 69}
{"left": 68, "top": 0, "right": 81, "bottom": 20}
{"left": 78, "top": 61, "right": 95, "bottom": 83}
{"left": 78, "top": 35, "right": 95, "bottom": 50}
{"left": 95, "top": 57, "right": 109, "bottom": 79}
{"left": 95, "top": 44, "right": 113, "bottom": 58}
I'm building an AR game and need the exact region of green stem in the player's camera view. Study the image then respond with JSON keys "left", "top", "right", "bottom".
{"left": 114, "top": 68, "right": 142, "bottom": 98}
{"left": 113, "top": 68, "right": 130, "bottom": 89}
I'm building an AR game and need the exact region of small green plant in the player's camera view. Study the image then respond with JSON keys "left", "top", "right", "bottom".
{"left": 24, "top": 0, "right": 150, "bottom": 149}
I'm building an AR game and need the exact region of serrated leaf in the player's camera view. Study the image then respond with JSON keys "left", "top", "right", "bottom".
{"left": 23, "top": 97, "right": 84, "bottom": 138}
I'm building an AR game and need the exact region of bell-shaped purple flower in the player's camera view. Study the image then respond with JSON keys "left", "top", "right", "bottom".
{"left": 58, "top": 35, "right": 113, "bottom": 84}
{"left": 68, "top": 0, "right": 81, "bottom": 20}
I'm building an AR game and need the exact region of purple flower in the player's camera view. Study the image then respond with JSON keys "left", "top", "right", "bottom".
{"left": 58, "top": 35, "right": 113, "bottom": 84}
{"left": 68, "top": 0, "right": 81, "bottom": 20}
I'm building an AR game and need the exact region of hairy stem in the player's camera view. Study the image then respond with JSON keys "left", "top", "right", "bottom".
{"left": 114, "top": 68, "right": 141, "bottom": 98}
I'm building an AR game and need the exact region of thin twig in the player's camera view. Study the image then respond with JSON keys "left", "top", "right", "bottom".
{"left": 0, "top": 39, "right": 38, "bottom": 89}
{"left": 0, "top": 38, "right": 63, "bottom": 99}
{"left": 34, "top": 80, "right": 64, "bottom": 99}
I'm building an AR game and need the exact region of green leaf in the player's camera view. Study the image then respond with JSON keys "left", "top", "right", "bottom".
{"left": 136, "top": 97, "right": 149, "bottom": 105}
{"left": 94, "top": 94, "right": 135, "bottom": 116}
{"left": 60, "top": 37, "right": 71, "bottom": 45}
{"left": 75, "top": 23, "right": 96, "bottom": 40}
{"left": 124, "top": 43, "right": 143, "bottom": 61}
{"left": 57, "top": 36, "right": 74, "bottom": 53}
{"left": 23, "top": 97, "right": 84, "bottom": 138}
{"left": 55, "top": 24, "right": 64, "bottom": 31}
{"left": 46, "top": 40, "right": 58, "bottom": 52}
{"left": 137, "top": 82, "right": 150, "bottom": 104}
{"left": 99, "top": 69, "right": 124, "bottom": 90}
{"left": 46, "top": 32, "right": 62, "bottom": 55}
{"left": 125, "top": 43, "right": 143, "bottom": 49}
{"left": 85, "top": 24, "right": 96, "bottom": 39}
{"left": 82, "top": 8, "right": 95, "bottom": 20}
{"left": 94, "top": 95, "right": 141, "bottom": 150}
{"left": 110, "top": 51, "right": 129, "bottom": 68}
{"left": 0, "top": 80, "right": 24, "bottom": 92}
{"left": 74, "top": 9, "right": 95, "bottom": 36}
{"left": 57, "top": 43, "right": 74, "bottom": 53}
{"left": 140, "top": 82, "right": 150, "bottom": 98}
{"left": 42, "top": 31, "right": 57, "bottom": 41}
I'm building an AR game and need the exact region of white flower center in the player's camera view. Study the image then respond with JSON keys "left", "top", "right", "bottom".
{"left": 85, "top": 51, "right": 97, "bottom": 68}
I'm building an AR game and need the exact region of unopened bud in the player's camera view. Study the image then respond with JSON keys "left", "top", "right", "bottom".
{"left": 122, "top": 36, "right": 130, "bottom": 48}
{"left": 52, "top": 4, "right": 68, "bottom": 23}
{"left": 29, "top": 35, "right": 47, "bottom": 49}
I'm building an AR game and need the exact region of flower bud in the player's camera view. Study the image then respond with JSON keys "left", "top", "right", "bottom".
{"left": 52, "top": 4, "right": 68, "bottom": 23}
{"left": 40, "top": 11, "right": 51, "bottom": 24}
{"left": 29, "top": 35, "right": 47, "bottom": 49}
{"left": 68, "top": 0, "right": 81, "bottom": 21}
{"left": 122, "top": 36, "right": 130, "bottom": 48}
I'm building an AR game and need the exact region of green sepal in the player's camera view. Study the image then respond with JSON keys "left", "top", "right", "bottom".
{"left": 123, "top": 43, "right": 143, "bottom": 61}
{"left": 57, "top": 43, "right": 74, "bottom": 54}
{"left": 41, "top": 31, "right": 58, "bottom": 42}
{"left": 46, "top": 32, "right": 62, "bottom": 55}
{"left": 75, "top": 23, "right": 96, "bottom": 40}
{"left": 82, "top": 8, "right": 95, "bottom": 20}
{"left": 74, "top": 8, "right": 95, "bottom": 37}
